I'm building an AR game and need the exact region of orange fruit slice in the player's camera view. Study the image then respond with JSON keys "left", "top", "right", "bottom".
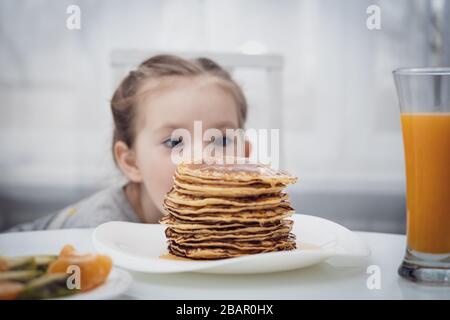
{"left": 0, "top": 282, "right": 25, "bottom": 300}
{"left": 47, "top": 245, "right": 112, "bottom": 292}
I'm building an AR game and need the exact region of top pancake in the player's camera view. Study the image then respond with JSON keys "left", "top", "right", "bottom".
{"left": 177, "top": 160, "right": 297, "bottom": 186}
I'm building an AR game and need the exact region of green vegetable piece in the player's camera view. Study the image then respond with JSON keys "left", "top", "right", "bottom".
{"left": 18, "top": 273, "right": 80, "bottom": 300}
{"left": 0, "top": 270, "right": 43, "bottom": 282}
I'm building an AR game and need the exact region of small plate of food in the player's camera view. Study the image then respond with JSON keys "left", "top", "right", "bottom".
{"left": 0, "top": 245, "right": 132, "bottom": 300}
{"left": 93, "top": 160, "right": 370, "bottom": 274}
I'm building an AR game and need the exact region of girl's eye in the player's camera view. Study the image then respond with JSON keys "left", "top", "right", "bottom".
{"left": 213, "top": 136, "right": 232, "bottom": 147}
{"left": 163, "top": 137, "right": 183, "bottom": 149}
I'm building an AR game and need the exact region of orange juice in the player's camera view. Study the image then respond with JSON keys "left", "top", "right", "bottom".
{"left": 401, "top": 113, "right": 450, "bottom": 254}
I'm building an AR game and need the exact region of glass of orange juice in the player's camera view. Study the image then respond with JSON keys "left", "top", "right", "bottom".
{"left": 394, "top": 68, "right": 450, "bottom": 285}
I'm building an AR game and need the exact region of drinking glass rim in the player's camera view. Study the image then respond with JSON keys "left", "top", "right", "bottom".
{"left": 393, "top": 67, "right": 450, "bottom": 75}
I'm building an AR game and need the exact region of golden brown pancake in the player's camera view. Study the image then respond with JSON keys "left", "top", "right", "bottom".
{"left": 170, "top": 234, "right": 296, "bottom": 251}
{"left": 168, "top": 220, "right": 294, "bottom": 235}
{"left": 169, "top": 237, "right": 297, "bottom": 260}
{"left": 165, "top": 226, "right": 294, "bottom": 243}
{"left": 160, "top": 214, "right": 275, "bottom": 229}
{"left": 163, "top": 198, "right": 290, "bottom": 214}
{"left": 177, "top": 159, "right": 297, "bottom": 185}
{"left": 173, "top": 181, "right": 284, "bottom": 197}
{"left": 164, "top": 206, "right": 294, "bottom": 224}
{"left": 175, "top": 170, "right": 271, "bottom": 186}
{"left": 166, "top": 189, "right": 289, "bottom": 207}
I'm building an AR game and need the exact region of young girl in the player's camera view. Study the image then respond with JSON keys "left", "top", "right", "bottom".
{"left": 7, "top": 54, "right": 248, "bottom": 232}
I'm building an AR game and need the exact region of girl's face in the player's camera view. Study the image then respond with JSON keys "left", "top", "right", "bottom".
{"left": 131, "top": 76, "right": 242, "bottom": 214}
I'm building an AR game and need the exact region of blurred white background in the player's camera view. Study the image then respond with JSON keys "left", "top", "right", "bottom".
{"left": 1, "top": 0, "right": 449, "bottom": 231}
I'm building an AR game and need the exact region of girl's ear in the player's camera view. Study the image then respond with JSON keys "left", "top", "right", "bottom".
{"left": 114, "top": 141, "right": 143, "bottom": 182}
{"left": 245, "top": 139, "right": 252, "bottom": 158}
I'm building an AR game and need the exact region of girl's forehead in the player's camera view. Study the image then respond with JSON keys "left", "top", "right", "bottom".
{"left": 136, "top": 76, "right": 240, "bottom": 131}
{"left": 138, "top": 75, "right": 217, "bottom": 96}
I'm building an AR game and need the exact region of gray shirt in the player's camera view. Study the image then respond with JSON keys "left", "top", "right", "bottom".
{"left": 6, "top": 182, "right": 140, "bottom": 232}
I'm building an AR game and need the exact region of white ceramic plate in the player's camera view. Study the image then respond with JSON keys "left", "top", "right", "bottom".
{"left": 93, "top": 214, "right": 370, "bottom": 274}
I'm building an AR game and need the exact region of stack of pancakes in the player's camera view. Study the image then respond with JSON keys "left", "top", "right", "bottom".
{"left": 160, "top": 160, "right": 298, "bottom": 260}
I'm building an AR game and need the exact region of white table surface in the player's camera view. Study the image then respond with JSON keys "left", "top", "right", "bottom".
{"left": 1, "top": 228, "right": 449, "bottom": 300}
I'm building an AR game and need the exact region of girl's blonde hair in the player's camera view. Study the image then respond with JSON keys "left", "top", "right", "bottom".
{"left": 110, "top": 54, "right": 248, "bottom": 160}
